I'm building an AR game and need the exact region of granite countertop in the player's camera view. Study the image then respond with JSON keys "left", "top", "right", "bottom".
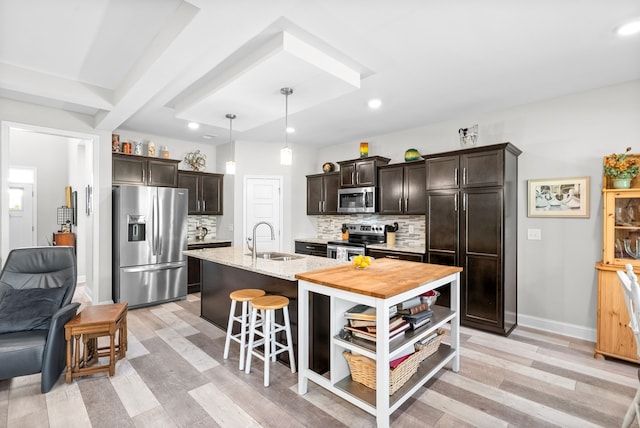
{"left": 367, "top": 243, "right": 426, "bottom": 254}
{"left": 183, "top": 246, "right": 347, "bottom": 281}
{"left": 294, "top": 238, "right": 330, "bottom": 245}
{"left": 187, "top": 238, "right": 232, "bottom": 247}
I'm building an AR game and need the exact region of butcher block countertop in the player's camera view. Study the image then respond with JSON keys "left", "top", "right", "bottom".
{"left": 295, "top": 258, "right": 462, "bottom": 299}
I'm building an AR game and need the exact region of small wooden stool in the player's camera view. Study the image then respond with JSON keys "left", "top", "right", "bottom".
{"left": 65, "top": 302, "right": 128, "bottom": 383}
{"left": 223, "top": 288, "right": 266, "bottom": 370}
{"left": 245, "top": 295, "right": 296, "bottom": 387}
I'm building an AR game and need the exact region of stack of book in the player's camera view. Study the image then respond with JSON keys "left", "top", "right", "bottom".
{"left": 343, "top": 304, "right": 410, "bottom": 343}
{"left": 397, "top": 297, "right": 433, "bottom": 330}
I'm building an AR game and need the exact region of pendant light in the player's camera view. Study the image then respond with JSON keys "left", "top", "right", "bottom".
{"left": 225, "top": 113, "right": 236, "bottom": 175}
{"left": 280, "top": 87, "right": 293, "bottom": 165}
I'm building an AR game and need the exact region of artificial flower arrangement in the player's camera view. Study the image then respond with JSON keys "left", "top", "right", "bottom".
{"left": 184, "top": 150, "right": 206, "bottom": 171}
{"left": 604, "top": 147, "right": 639, "bottom": 179}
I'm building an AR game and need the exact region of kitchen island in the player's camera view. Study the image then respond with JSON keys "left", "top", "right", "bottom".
{"left": 295, "top": 259, "right": 462, "bottom": 428}
{"left": 183, "top": 246, "right": 346, "bottom": 370}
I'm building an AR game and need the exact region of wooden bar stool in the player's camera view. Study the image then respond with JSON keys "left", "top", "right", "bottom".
{"left": 223, "top": 288, "right": 266, "bottom": 370}
{"left": 244, "top": 295, "right": 296, "bottom": 387}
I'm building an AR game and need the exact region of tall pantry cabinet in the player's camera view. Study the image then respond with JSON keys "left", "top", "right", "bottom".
{"left": 425, "top": 143, "right": 521, "bottom": 335}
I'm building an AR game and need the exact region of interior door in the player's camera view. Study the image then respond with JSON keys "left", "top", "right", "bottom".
{"left": 245, "top": 177, "right": 281, "bottom": 252}
{"left": 8, "top": 182, "right": 36, "bottom": 249}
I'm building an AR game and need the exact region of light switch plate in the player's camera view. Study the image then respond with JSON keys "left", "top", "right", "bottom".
{"left": 527, "top": 228, "right": 541, "bottom": 240}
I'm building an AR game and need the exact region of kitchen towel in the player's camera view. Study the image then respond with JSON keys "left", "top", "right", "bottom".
{"left": 337, "top": 247, "right": 348, "bottom": 261}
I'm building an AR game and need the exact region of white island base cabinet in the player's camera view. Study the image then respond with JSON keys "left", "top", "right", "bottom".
{"left": 296, "top": 261, "right": 461, "bottom": 428}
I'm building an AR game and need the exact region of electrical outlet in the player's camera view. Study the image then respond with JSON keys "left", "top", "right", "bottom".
{"left": 527, "top": 228, "right": 541, "bottom": 240}
{"left": 408, "top": 225, "right": 415, "bottom": 234}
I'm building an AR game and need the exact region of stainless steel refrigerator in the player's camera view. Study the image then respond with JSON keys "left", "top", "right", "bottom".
{"left": 113, "top": 186, "right": 188, "bottom": 308}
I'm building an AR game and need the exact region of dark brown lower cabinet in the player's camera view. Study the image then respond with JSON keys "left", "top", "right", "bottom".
{"left": 186, "top": 241, "right": 231, "bottom": 293}
{"left": 367, "top": 248, "right": 424, "bottom": 262}
{"left": 200, "top": 261, "right": 329, "bottom": 373}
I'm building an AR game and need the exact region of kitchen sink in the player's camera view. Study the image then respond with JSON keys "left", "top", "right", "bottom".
{"left": 246, "top": 252, "right": 304, "bottom": 261}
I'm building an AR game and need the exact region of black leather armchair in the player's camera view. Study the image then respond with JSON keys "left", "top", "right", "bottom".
{"left": 0, "top": 246, "right": 80, "bottom": 393}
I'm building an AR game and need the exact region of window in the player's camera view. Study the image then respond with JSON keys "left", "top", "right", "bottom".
{"left": 9, "top": 187, "right": 23, "bottom": 212}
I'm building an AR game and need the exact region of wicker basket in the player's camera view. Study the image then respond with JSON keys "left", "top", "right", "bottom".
{"left": 343, "top": 330, "right": 446, "bottom": 395}
{"left": 414, "top": 329, "right": 445, "bottom": 362}
{"left": 343, "top": 350, "right": 421, "bottom": 395}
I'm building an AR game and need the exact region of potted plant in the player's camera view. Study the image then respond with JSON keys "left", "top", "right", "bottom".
{"left": 604, "top": 147, "right": 639, "bottom": 189}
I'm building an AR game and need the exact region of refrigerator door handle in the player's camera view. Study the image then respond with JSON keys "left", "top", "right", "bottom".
{"left": 152, "top": 194, "right": 159, "bottom": 255}
{"left": 156, "top": 195, "right": 163, "bottom": 256}
{"left": 121, "top": 262, "right": 185, "bottom": 273}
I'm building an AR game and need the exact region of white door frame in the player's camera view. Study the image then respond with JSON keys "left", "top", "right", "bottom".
{"left": 1, "top": 121, "right": 100, "bottom": 301}
{"left": 243, "top": 175, "right": 283, "bottom": 252}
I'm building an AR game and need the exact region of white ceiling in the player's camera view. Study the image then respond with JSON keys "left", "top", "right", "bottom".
{"left": 1, "top": 0, "right": 639, "bottom": 147}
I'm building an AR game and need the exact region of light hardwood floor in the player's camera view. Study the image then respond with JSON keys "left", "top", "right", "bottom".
{"left": 0, "top": 292, "right": 638, "bottom": 427}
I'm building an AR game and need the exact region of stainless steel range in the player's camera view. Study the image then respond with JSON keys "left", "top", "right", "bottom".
{"left": 326, "top": 223, "right": 387, "bottom": 259}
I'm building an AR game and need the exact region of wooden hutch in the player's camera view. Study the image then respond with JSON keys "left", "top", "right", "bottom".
{"left": 595, "top": 154, "right": 640, "bottom": 362}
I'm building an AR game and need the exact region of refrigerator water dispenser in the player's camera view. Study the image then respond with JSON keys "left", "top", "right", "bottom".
{"left": 128, "top": 215, "right": 146, "bottom": 242}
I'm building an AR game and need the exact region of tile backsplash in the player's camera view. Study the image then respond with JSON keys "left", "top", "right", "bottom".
{"left": 187, "top": 215, "right": 217, "bottom": 238}
{"left": 316, "top": 215, "right": 425, "bottom": 246}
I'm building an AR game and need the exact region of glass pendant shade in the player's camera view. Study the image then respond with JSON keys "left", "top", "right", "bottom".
{"left": 225, "top": 160, "right": 236, "bottom": 175}
{"left": 280, "top": 147, "right": 292, "bottom": 165}
{"left": 225, "top": 113, "right": 236, "bottom": 174}
{"left": 280, "top": 87, "right": 293, "bottom": 165}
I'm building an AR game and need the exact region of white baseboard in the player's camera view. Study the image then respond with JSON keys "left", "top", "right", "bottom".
{"left": 518, "top": 314, "right": 596, "bottom": 342}
{"left": 77, "top": 275, "right": 86, "bottom": 283}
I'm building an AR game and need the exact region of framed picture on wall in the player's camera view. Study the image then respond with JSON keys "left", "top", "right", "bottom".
{"left": 527, "top": 176, "right": 590, "bottom": 218}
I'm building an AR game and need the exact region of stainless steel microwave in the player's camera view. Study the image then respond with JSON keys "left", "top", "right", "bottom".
{"left": 338, "top": 187, "right": 376, "bottom": 213}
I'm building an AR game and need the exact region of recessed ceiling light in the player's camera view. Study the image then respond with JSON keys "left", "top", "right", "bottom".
{"left": 188, "top": 122, "right": 200, "bottom": 130}
{"left": 286, "top": 126, "right": 295, "bottom": 133}
{"left": 617, "top": 18, "right": 640, "bottom": 36}
{"left": 368, "top": 99, "right": 382, "bottom": 109}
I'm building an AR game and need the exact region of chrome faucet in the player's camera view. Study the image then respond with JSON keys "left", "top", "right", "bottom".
{"left": 248, "top": 221, "right": 275, "bottom": 261}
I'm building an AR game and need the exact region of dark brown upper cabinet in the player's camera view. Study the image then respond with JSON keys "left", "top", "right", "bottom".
{"left": 112, "top": 153, "right": 179, "bottom": 187}
{"left": 306, "top": 172, "right": 340, "bottom": 215}
{"left": 178, "top": 171, "right": 223, "bottom": 215}
{"left": 378, "top": 161, "right": 426, "bottom": 214}
{"left": 338, "top": 156, "right": 390, "bottom": 187}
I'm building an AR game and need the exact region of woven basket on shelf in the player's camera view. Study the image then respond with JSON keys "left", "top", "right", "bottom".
{"left": 343, "top": 350, "right": 421, "bottom": 395}
{"left": 343, "top": 329, "right": 446, "bottom": 395}
{"left": 414, "top": 329, "right": 445, "bottom": 362}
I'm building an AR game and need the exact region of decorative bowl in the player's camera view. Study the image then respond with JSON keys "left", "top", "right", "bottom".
{"left": 420, "top": 290, "right": 440, "bottom": 308}
{"left": 350, "top": 255, "right": 374, "bottom": 269}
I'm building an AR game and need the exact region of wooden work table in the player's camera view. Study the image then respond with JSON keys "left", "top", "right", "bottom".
{"left": 295, "top": 259, "right": 461, "bottom": 298}
{"left": 295, "top": 258, "right": 462, "bottom": 428}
